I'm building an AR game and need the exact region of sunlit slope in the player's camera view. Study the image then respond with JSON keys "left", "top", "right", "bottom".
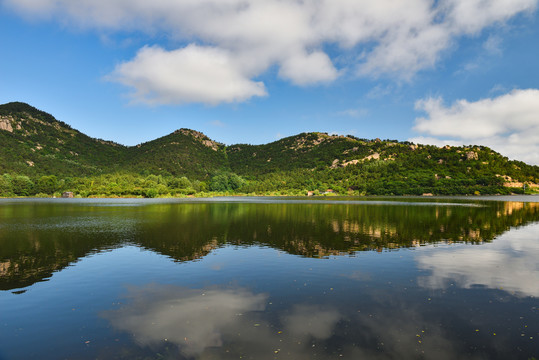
{"left": 1, "top": 102, "right": 538, "bottom": 193}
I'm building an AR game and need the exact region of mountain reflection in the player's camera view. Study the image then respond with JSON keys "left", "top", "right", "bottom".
{"left": 1, "top": 199, "right": 538, "bottom": 291}
{"left": 417, "top": 222, "right": 539, "bottom": 297}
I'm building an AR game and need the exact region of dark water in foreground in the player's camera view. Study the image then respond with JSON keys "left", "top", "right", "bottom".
{"left": 0, "top": 196, "right": 538, "bottom": 359}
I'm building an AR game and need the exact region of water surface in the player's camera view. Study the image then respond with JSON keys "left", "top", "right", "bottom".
{"left": 1, "top": 197, "right": 538, "bottom": 359}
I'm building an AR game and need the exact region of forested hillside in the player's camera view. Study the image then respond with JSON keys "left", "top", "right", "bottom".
{"left": 0, "top": 102, "right": 125, "bottom": 176}
{"left": 1, "top": 102, "right": 538, "bottom": 197}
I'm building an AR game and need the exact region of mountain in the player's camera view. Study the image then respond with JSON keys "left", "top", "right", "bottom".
{"left": 0, "top": 102, "right": 125, "bottom": 176}
{"left": 1, "top": 101, "right": 538, "bottom": 195}
{"left": 228, "top": 132, "right": 539, "bottom": 195}
{"left": 121, "top": 128, "right": 228, "bottom": 179}
{"left": 0, "top": 102, "right": 228, "bottom": 179}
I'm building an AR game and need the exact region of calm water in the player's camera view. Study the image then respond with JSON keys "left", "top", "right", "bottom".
{"left": 0, "top": 196, "right": 538, "bottom": 360}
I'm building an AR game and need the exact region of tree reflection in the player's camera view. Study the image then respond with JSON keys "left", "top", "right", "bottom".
{"left": 1, "top": 200, "right": 538, "bottom": 291}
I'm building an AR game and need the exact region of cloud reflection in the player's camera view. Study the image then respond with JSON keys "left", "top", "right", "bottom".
{"left": 101, "top": 280, "right": 530, "bottom": 359}
{"left": 344, "top": 309, "right": 463, "bottom": 360}
{"left": 283, "top": 305, "right": 341, "bottom": 339}
{"left": 103, "top": 284, "right": 267, "bottom": 356}
{"left": 102, "top": 284, "right": 347, "bottom": 359}
{"left": 416, "top": 223, "right": 539, "bottom": 297}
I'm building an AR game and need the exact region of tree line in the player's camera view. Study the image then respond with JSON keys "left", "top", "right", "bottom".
{"left": 0, "top": 167, "right": 532, "bottom": 198}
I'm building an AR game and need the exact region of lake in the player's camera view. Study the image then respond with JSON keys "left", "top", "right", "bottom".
{"left": 0, "top": 196, "right": 538, "bottom": 359}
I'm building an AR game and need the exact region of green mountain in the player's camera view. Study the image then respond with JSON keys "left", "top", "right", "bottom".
{"left": 0, "top": 102, "right": 125, "bottom": 176}
{"left": 121, "top": 129, "right": 228, "bottom": 179}
{"left": 0, "top": 102, "right": 228, "bottom": 179}
{"left": 1, "top": 101, "right": 538, "bottom": 196}
{"left": 229, "top": 132, "right": 539, "bottom": 195}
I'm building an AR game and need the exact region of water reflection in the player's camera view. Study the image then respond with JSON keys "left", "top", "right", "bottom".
{"left": 283, "top": 305, "right": 341, "bottom": 340}
{"left": 346, "top": 308, "right": 461, "bottom": 360}
{"left": 102, "top": 284, "right": 348, "bottom": 359}
{"left": 102, "top": 285, "right": 267, "bottom": 357}
{"left": 1, "top": 199, "right": 538, "bottom": 291}
{"left": 1, "top": 198, "right": 538, "bottom": 359}
{"left": 100, "top": 282, "right": 535, "bottom": 360}
{"left": 417, "top": 223, "right": 539, "bottom": 297}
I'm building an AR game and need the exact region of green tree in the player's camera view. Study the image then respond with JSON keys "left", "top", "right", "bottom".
{"left": 209, "top": 172, "right": 245, "bottom": 192}
{"left": 209, "top": 173, "right": 230, "bottom": 192}
{"left": 0, "top": 174, "right": 12, "bottom": 196}
{"left": 169, "top": 176, "right": 192, "bottom": 190}
{"left": 11, "top": 175, "right": 35, "bottom": 196}
{"left": 37, "top": 175, "right": 58, "bottom": 194}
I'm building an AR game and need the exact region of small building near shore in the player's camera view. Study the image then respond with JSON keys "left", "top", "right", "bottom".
{"left": 62, "top": 191, "right": 74, "bottom": 198}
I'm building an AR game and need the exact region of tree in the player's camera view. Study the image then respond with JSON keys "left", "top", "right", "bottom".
{"left": 209, "top": 172, "right": 245, "bottom": 192}
{"left": 37, "top": 175, "right": 58, "bottom": 194}
{"left": 11, "top": 175, "right": 34, "bottom": 196}
{"left": 0, "top": 174, "right": 12, "bottom": 196}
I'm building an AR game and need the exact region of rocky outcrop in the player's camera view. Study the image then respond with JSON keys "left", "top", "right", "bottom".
{"left": 497, "top": 175, "right": 539, "bottom": 189}
{"left": 288, "top": 133, "right": 356, "bottom": 151}
{"left": 342, "top": 159, "right": 361, "bottom": 167}
{"left": 343, "top": 147, "right": 359, "bottom": 154}
{"left": 363, "top": 152, "right": 380, "bottom": 161}
{"left": 330, "top": 153, "right": 379, "bottom": 169}
{"left": 177, "top": 128, "right": 222, "bottom": 151}
{"left": 466, "top": 151, "right": 479, "bottom": 160}
{"left": 0, "top": 116, "right": 14, "bottom": 132}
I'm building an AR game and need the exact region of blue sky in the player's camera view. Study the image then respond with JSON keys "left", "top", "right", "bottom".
{"left": 1, "top": 0, "right": 538, "bottom": 164}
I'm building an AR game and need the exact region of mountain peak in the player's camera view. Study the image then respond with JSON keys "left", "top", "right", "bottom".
{"left": 173, "top": 128, "right": 224, "bottom": 151}
{"left": 0, "top": 102, "right": 54, "bottom": 120}
{"left": 174, "top": 128, "right": 210, "bottom": 139}
{"left": 0, "top": 101, "right": 72, "bottom": 133}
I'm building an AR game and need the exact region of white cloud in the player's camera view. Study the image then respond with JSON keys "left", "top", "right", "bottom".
{"left": 483, "top": 35, "right": 503, "bottom": 55}
{"left": 442, "top": 0, "right": 537, "bottom": 34}
{"left": 489, "top": 84, "right": 509, "bottom": 95}
{"left": 366, "top": 84, "right": 394, "bottom": 99}
{"left": 278, "top": 51, "right": 339, "bottom": 85}
{"left": 411, "top": 89, "right": 539, "bottom": 165}
{"left": 5, "top": 0, "right": 538, "bottom": 104}
{"left": 108, "top": 45, "right": 267, "bottom": 105}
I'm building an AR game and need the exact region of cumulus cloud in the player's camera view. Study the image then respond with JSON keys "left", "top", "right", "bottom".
{"left": 4, "top": 0, "right": 538, "bottom": 104}
{"left": 411, "top": 89, "right": 539, "bottom": 165}
{"left": 278, "top": 51, "right": 339, "bottom": 85}
{"left": 109, "top": 45, "right": 267, "bottom": 105}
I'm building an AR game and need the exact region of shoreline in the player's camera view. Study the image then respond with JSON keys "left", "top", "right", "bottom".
{"left": 1, "top": 193, "right": 538, "bottom": 203}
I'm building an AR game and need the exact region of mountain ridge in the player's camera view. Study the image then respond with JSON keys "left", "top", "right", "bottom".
{"left": 1, "top": 101, "right": 538, "bottom": 196}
